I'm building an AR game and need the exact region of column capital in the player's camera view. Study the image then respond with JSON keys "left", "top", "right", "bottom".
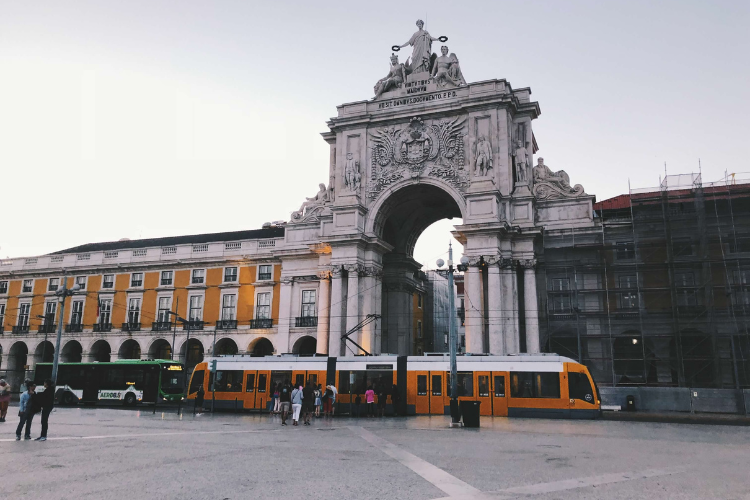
{"left": 518, "top": 258, "right": 538, "bottom": 269}
{"left": 344, "top": 263, "right": 364, "bottom": 275}
{"left": 499, "top": 257, "right": 514, "bottom": 269}
{"left": 484, "top": 254, "right": 503, "bottom": 266}
{"left": 316, "top": 269, "right": 332, "bottom": 280}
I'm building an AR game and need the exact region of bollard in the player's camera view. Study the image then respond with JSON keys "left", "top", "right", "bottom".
{"left": 235, "top": 397, "right": 238, "bottom": 413}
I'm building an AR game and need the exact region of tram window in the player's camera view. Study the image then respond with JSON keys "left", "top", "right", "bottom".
{"left": 308, "top": 374, "right": 317, "bottom": 386}
{"left": 417, "top": 375, "right": 427, "bottom": 396}
{"left": 213, "top": 370, "right": 243, "bottom": 392}
{"left": 431, "top": 375, "right": 442, "bottom": 396}
{"left": 510, "top": 372, "right": 560, "bottom": 398}
{"left": 246, "top": 373, "right": 255, "bottom": 393}
{"left": 494, "top": 376, "right": 505, "bottom": 397}
{"left": 295, "top": 374, "right": 304, "bottom": 388}
{"left": 446, "top": 372, "right": 474, "bottom": 397}
{"left": 568, "top": 372, "right": 594, "bottom": 402}
{"left": 478, "top": 376, "right": 490, "bottom": 397}
{"left": 189, "top": 370, "right": 205, "bottom": 394}
{"left": 257, "top": 374, "right": 267, "bottom": 392}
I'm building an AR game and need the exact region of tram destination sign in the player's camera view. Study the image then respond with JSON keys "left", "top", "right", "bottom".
{"left": 366, "top": 364, "right": 393, "bottom": 370}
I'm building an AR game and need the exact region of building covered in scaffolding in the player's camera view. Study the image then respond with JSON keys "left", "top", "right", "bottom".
{"left": 540, "top": 173, "right": 750, "bottom": 393}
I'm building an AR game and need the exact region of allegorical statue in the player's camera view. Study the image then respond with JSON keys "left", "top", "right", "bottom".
{"left": 374, "top": 53, "right": 407, "bottom": 99}
{"left": 432, "top": 46, "right": 466, "bottom": 87}
{"left": 397, "top": 19, "right": 441, "bottom": 74}
{"left": 513, "top": 140, "right": 529, "bottom": 183}
{"left": 532, "top": 157, "right": 586, "bottom": 199}
{"left": 474, "top": 136, "right": 493, "bottom": 176}
{"left": 293, "top": 183, "right": 330, "bottom": 219}
{"left": 344, "top": 152, "right": 361, "bottom": 192}
{"left": 533, "top": 158, "right": 571, "bottom": 188}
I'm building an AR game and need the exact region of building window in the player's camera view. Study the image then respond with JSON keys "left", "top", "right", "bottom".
{"left": 0, "top": 303, "right": 5, "bottom": 328}
{"left": 102, "top": 274, "right": 114, "bottom": 289}
{"left": 48, "top": 278, "right": 60, "bottom": 292}
{"left": 615, "top": 242, "right": 635, "bottom": 260}
{"left": 417, "top": 321, "right": 422, "bottom": 338}
{"left": 224, "top": 267, "right": 238, "bottom": 283}
{"left": 418, "top": 293, "right": 423, "bottom": 309}
{"left": 301, "top": 290, "right": 316, "bottom": 317}
{"left": 157, "top": 297, "right": 172, "bottom": 323}
{"left": 672, "top": 238, "right": 693, "bottom": 258}
{"left": 189, "top": 296, "right": 203, "bottom": 321}
{"left": 675, "top": 271, "right": 695, "bottom": 287}
{"left": 258, "top": 265, "right": 272, "bottom": 281}
{"left": 44, "top": 302, "right": 57, "bottom": 324}
{"left": 22, "top": 280, "right": 33, "bottom": 293}
{"left": 18, "top": 303, "right": 31, "bottom": 327}
{"left": 549, "top": 278, "right": 572, "bottom": 313}
{"left": 222, "top": 294, "right": 237, "bottom": 320}
{"left": 191, "top": 269, "right": 205, "bottom": 284}
{"left": 256, "top": 292, "right": 271, "bottom": 319}
{"left": 70, "top": 301, "right": 84, "bottom": 325}
{"left": 618, "top": 275, "right": 638, "bottom": 309}
{"left": 131, "top": 273, "right": 143, "bottom": 288}
{"left": 161, "top": 271, "right": 173, "bottom": 286}
{"left": 99, "top": 299, "right": 112, "bottom": 325}
{"left": 0, "top": 281, "right": 7, "bottom": 294}
{"left": 128, "top": 298, "right": 141, "bottom": 324}
{"left": 727, "top": 233, "right": 750, "bottom": 254}
{"left": 76, "top": 276, "right": 87, "bottom": 290}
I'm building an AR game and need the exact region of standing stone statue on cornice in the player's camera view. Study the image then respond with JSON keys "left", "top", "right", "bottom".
{"left": 432, "top": 46, "right": 466, "bottom": 88}
{"left": 513, "top": 140, "right": 530, "bottom": 183}
{"left": 397, "top": 19, "right": 440, "bottom": 74}
{"left": 344, "top": 152, "right": 361, "bottom": 192}
{"left": 374, "top": 54, "right": 407, "bottom": 99}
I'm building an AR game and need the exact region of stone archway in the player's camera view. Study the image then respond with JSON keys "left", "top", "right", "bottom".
{"left": 214, "top": 338, "right": 238, "bottom": 356}
{"left": 179, "top": 338, "right": 204, "bottom": 373}
{"left": 89, "top": 339, "right": 111, "bottom": 362}
{"left": 118, "top": 339, "right": 141, "bottom": 360}
{"left": 292, "top": 335, "right": 317, "bottom": 356}
{"left": 61, "top": 340, "right": 83, "bottom": 363}
{"left": 148, "top": 338, "right": 172, "bottom": 360}
{"left": 34, "top": 341, "right": 55, "bottom": 364}
{"left": 249, "top": 337, "right": 274, "bottom": 357}
{"left": 7, "top": 342, "right": 29, "bottom": 390}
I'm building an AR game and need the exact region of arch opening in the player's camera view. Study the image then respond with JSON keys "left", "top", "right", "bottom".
{"left": 180, "top": 339, "right": 204, "bottom": 372}
{"left": 149, "top": 339, "right": 172, "bottom": 360}
{"left": 292, "top": 336, "right": 317, "bottom": 356}
{"left": 214, "top": 338, "right": 238, "bottom": 356}
{"left": 34, "top": 341, "right": 55, "bottom": 364}
{"left": 7, "top": 342, "right": 28, "bottom": 391}
{"left": 119, "top": 339, "right": 141, "bottom": 360}
{"left": 89, "top": 340, "right": 111, "bottom": 362}
{"left": 249, "top": 338, "right": 274, "bottom": 357}
{"left": 61, "top": 340, "right": 82, "bottom": 363}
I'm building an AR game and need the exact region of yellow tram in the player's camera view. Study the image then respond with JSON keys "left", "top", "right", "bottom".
{"left": 186, "top": 354, "right": 601, "bottom": 419}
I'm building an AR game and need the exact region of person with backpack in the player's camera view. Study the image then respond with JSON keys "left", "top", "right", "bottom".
{"left": 302, "top": 382, "right": 315, "bottom": 425}
{"left": 365, "top": 386, "right": 375, "bottom": 417}
{"left": 291, "top": 385, "right": 303, "bottom": 426}
{"left": 323, "top": 385, "right": 334, "bottom": 417}
{"left": 279, "top": 381, "right": 291, "bottom": 426}
{"left": 16, "top": 381, "right": 36, "bottom": 441}
{"left": 314, "top": 384, "right": 322, "bottom": 417}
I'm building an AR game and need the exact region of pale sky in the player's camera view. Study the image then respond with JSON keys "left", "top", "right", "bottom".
{"left": 1, "top": 1, "right": 748, "bottom": 267}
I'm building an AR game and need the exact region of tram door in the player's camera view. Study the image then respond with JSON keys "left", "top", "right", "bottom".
{"left": 491, "top": 373, "right": 508, "bottom": 417}
{"left": 255, "top": 371, "right": 270, "bottom": 411}
{"left": 243, "top": 371, "right": 256, "bottom": 410}
{"left": 415, "top": 372, "right": 430, "bottom": 414}
{"left": 429, "top": 373, "right": 444, "bottom": 414}
{"left": 292, "top": 371, "right": 306, "bottom": 390}
{"left": 476, "top": 371, "right": 492, "bottom": 415}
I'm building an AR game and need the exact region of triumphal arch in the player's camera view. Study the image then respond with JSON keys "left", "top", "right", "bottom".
{"left": 285, "top": 20, "right": 593, "bottom": 357}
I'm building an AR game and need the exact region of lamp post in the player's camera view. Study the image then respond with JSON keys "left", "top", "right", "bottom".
{"left": 52, "top": 274, "right": 80, "bottom": 385}
{"left": 436, "top": 243, "right": 468, "bottom": 427}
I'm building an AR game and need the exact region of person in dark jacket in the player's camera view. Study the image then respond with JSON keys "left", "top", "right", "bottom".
{"left": 16, "top": 382, "right": 36, "bottom": 440}
{"left": 195, "top": 385, "right": 205, "bottom": 414}
{"left": 34, "top": 379, "right": 55, "bottom": 441}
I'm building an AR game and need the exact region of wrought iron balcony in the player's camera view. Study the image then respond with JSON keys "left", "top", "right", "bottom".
{"left": 65, "top": 323, "right": 83, "bottom": 333}
{"left": 93, "top": 323, "right": 112, "bottom": 333}
{"left": 216, "top": 319, "right": 238, "bottom": 330}
{"left": 151, "top": 321, "right": 172, "bottom": 332}
{"left": 37, "top": 324, "right": 56, "bottom": 334}
{"left": 13, "top": 325, "right": 30, "bottom": 334}
{"left": 258, "top": 273, "right": 272, "bottom": 281}
{"left": 249, "top": 318, "right": 273, "bottom": 329}
{"left": 183, "top": 320, "right": 204, "bottom": 331}
{"left": 122, "top": 322, "right": 141, "bottom": 332}
{"left": 160, "top": 279, "right": 173, "bottom": 286}
{"left": 295, "top": 316, "right": 318, "bottom": 327}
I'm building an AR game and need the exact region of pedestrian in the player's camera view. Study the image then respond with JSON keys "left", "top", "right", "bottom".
{"left": 365, "top": 386, "right": 375, "bottom": 417}
{"left": 323, "top": 385, "right": 333, "bottom": 416}
{"left": 291, "top": 385, "right": 303, "bottom": 426}
{"left": 330, "top": 383, "right": 338, "bottom": 415}
{"left": 16, "top": 382, "right": 36, "bottom": 441}
{"left": 35, "top": 379, "right": 54, "bottom": 441}
{"left": 279, "top": 381, "right": 291, "bottom": 426}
{"left": 0, "top": 379, "right": 10, "bottom": 423}
{"left": 354, "top": 394, "right": 362, "bottom": 418}
{"left": 302, "top": 382, "right": 315, "bottom": 425}
{"left": 271, "top": 384, "right": 280, "bottom": 414}
{"left": 377, "top": 385, "right": 387, "bottom": 417}
{"left": 195, "top": 385, "right": 205, "bottom": 414}
{"left": 391, "top": 383, "right": 400, "bottom": 416}
{"left": 314, "top": 384, "right": 322, "bottom": 417}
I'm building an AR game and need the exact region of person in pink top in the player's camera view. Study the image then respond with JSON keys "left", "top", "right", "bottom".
{"left": 0, "top": 379, "right": 11, "bottom": 422}
{"left": 365, "top": 386, "right": 375, "bottom": 417}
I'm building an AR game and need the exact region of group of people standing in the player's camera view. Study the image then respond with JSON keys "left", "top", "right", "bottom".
{"left": 0, "top": 378, "right": 55, "bottom": 441}
{"left": 270, "top": 382, "right": 337, "bottom": 426}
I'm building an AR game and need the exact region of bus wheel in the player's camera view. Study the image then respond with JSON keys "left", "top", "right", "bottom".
{"left": 61, "top": 392, "right": 76, "bottom": 406}
{"left": 123, "top": 393, "right": 137, "bottom": 406}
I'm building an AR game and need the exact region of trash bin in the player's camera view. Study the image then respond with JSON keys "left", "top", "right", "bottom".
{"left": 459, "top": 400, "right": 481, "bottom": 428}
{"left": 626, "top": 395, "right": 636, "bottom": 411}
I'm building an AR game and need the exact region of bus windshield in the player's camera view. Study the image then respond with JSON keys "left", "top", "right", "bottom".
{"left": 160, "top": 365, "right": 186, "bottom": 394}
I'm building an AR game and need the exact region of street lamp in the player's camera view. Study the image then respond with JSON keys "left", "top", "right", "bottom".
{"left": 436, "top": 243, "right": 468, "bottom": 427}
{"left": 52, "top": 275, "right": 80, "bottom": 385}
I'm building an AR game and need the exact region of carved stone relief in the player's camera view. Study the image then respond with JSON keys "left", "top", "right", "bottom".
{"left": 368, "top": 116, "right": 468, "bottom": 199}
{"left": 532, "top": 157, "right": 585, "bottom": 200}
{"left": 474, "top": 135, "right": 493, "bottom": 177}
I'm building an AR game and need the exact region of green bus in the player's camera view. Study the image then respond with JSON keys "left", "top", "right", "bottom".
{"left": 33, "top": 359, "right": 186, "bottom": 406}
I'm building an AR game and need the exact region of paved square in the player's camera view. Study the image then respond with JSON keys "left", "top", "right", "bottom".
{"left": 2, "top": 408, "right": 749, "bottom": 499}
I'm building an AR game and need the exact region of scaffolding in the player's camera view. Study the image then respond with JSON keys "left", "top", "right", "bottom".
{"left": 540, "top": 172, "right": 750, "bottom": 388}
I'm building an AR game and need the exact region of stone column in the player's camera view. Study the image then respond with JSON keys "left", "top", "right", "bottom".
{"left": 500, "top": 260, "right": 519, "bottom": 353}
{"left": 277, "top": 278, "right": 294, "bottom": 354}
{"left": 487, "top": 258, "right": 504, "bottom": 354}
{"left": 328, "top": 269, "right": 345, "bottom": 356}
{"left": 345, "top": 265, "right": 360, "bottom": 348}
{"left": 522, "top": 259, "right": 540, "bottom": 353}
{"left": 360, "top": 267, "right": 382, "bottom": 355}
{"left": 315, "top": 272, "right": 331, "bottom": 354}
{"left": 464, "top": 263, "right": 485, "bottom": 354}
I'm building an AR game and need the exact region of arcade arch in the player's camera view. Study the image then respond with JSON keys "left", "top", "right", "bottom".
{"left": 34, "top": 341, "right": 55, "bottom": 364}
{"left": 292, "top": 335, "right": 316, "bottom": 355}
{"left": 119, "top": 339, "right": 141, "bottom": 360}
{"left": 248, "top": 337, "right": 274, "bottom": 357}
{"left": 214, "top": 338, "right": 238, "bottom": 356}
{"left": 61, "top": 340, "right": 83, "bottom": 363}
{"left": 149, "top": 338, "right": 172, "bottom": 360}
{"left": 180, "top": 338, "right": 204, "bottom": 371}
{"left": 89, "top": 340, "right": 111, "bottom": 362}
